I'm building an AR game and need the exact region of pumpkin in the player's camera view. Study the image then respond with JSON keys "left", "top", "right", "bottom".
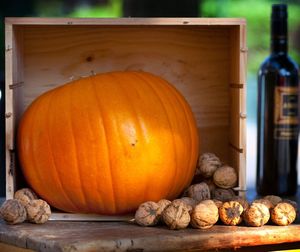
{"left": 17, "top": 71, "right": 199, "bottom": 215}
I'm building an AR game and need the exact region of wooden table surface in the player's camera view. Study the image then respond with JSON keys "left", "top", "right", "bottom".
{"left": 0, "top": 188, "right": 300, "bottom": 252}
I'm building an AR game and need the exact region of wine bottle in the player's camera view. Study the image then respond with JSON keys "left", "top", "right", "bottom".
{"left": 256, "top": 4, "right": 299, "bottom": 196}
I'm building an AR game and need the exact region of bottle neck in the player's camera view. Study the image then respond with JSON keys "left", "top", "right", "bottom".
{"left": 271, "top": 16, "right": 288, "bottom": 55}
{"left": 271, "top": 37, "right": 287, "bottom": 55}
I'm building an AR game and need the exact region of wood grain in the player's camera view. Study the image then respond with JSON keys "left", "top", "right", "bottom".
{"left": 49, "top": 213, "right": 134, "bottom": 221}
{"left": 0, "top": 242, "right": 34, "bottom": 252}
{"left": 0, "top": 220, "right": 300, "bottom": 252}
{"left": 5, "top": 17, "right": 246, "bottom": 26}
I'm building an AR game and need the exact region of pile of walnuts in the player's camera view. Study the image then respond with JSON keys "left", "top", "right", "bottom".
{"left": 134, "top": 193, "right": 298, "bottom": 230}
{"left": 195, "top": 152, "right": 238, "bottom": 201}
{"left": 134, "top": 153, "right": 298, "bottom": 230}
{"left": 0, "top": 188, "right": 51, "bottom": 225}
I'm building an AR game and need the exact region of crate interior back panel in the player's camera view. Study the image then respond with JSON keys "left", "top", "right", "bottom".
{"left": 5, "top": 18, "right": 247, "bottom": 198}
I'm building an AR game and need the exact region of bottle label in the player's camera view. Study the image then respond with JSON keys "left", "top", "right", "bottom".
{"left": 274, "top": 86, "right": 299, "bottom": 140}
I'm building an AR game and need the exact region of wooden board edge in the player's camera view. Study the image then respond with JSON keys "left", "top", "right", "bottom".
{"left": 5, "top": 17, "right": 246, "bottom": 26}
{"left": 49, "top": 213, "right": 135, "bottom": 222}
{"left": 239, "top": 23, "right": 247, "bottom": 192}
{"left": 5, "top": 22, "right": 15, "bottom": 200}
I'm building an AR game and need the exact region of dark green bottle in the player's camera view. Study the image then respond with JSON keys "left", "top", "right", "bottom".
{"left": 256, "top": 4, "right": 299, "bottom": 196}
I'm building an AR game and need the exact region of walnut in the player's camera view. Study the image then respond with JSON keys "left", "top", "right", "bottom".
{"left": 263, "top": 195, "right": 282, "bottom": 206}
{"left": 14, "top": 188, "right": 38, "bottom": 207}
{"left": 196, "top": 153, "right": 221, "bottom": 178}
{"left": 282, "top": 199, "right": 298, "bottom": 212}
{"left": 213, "top": 165, "right": 237, "bottom": 189}
{"left": 243, "top": 203, "right": 270, "bottom": 227}
{"left": 212, "top": 199, "right": 223, "bottom": 209}
{"left": 179, "top": 197, "right": 198, "bottom": 208}
{"left": 172, "top": 197, "right": 197, "bottom": 214}
{"left": 162, "top": 201, "right": 190, "bottom": 230}
{"left": 232, "top": 196, "right": 249, "bottom": 212}
{"left": 219, "top": 201, "right": 243, "bottom": 226}
{"left": 191, "top": 200, "right": 219, "bottom": 229}
{"left": 203, "top": 179, "right": 216, "bottom": 195}
{"left": 271, "top": 202, "right": 296, "bottom": 226}
{"left": 135, "top": 201, "right": 161, "bottom": 226}
{"left": 0, "top": 199, "right": 27, "bottom": 225}
{"left": 26, "top": 199, "right": 51, "bottom": 224}
{"left": 187, "top": 182, "right": 210, "bottom": 202}
{"left": 157, "top": 199, "right": 171, "bottom": 213}
{"left": 253, "top": 199, "right": 274, "bottom": 209}
{"left": 213, "top": 188, "right": 235, "bottom": 202}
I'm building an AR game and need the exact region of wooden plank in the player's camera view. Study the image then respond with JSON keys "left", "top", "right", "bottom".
{"left": 49, "top": 213, "right": 134, "bottom": 222}
{"left": 5, "top": 17, "right": 246, "bottom": 26}
{"left": 238, "top": 23, "right": 247, "bottom": 192}
{"left": 228, "top": 24, "right": 247, "bottom": 192}
{"left": 5, "top": 22, "right": 15, "bottom": 200}
{"left": 0, "top": 220, "right": 300, "bottom": 252}
{"left": 5, "top": 24, "right": 26, "bottom": 199}
{"left": 0, "top": 242, "right": 34, "bottom": 252}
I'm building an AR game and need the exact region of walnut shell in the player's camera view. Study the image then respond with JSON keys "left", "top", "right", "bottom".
{"left": 213, "top": 188, "right": 235, "bottom": 202}
{"left": 187, "top": 182, "right": 210, "bottom": 202}
{"left": 253, "top": 199, "right": 274, "bottom": 210}
{"left": 263, "top": 195, "right": 282, "bottom": 206}
{"left": 213, "top": 165, "right": 237, "bottom": 189}
{"left": 212, "top": 199, "right": 223, "bottom": 209}
{"left": 196, "top": 153, "right": 221, "bottom": 178}
{"left": 219, "top": 201, "right": 243, "bottom": 226}
{"left": 135, "top": 201, "right": 160, "bottom": 226}
{"left": 162, "top": 201, "right": 190, "bottom": 230}
{"left": 281, "top": 199, "right": 298, "bottom": 212}
{"left": 179, "top": 197, "right": 198, "bottom": 208}
{"left": 14, "top": 188, "right": 38, "bottom": 207}
{"left": 26, "top": 199, "right": 51, "bottom": 224}
{"left": 203, "top": 179, "right": 217, "bottom": 195}
{"left": 271, "top": 202, "right": 296, "bottom": 226}
{"left": 172, "top": 198, "right": 196, "bottom": 214}
{"left": 157, "top": 199, "right": 171, "bottom": 213}
{"left": 191, "top": 200, "right": 219, "bottom": 229}
{"left": 232, "top": 196, "right": 249, "bottom": 212}
{"left": 243, "top": 203, "right": 270, "bottom": 227}
{"left": 0, "top": 199, "right": 27, "bottom": 225}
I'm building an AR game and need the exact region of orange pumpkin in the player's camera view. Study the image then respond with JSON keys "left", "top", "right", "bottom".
{"left": 17, "top": 71, "right": 199, "bottom": 215}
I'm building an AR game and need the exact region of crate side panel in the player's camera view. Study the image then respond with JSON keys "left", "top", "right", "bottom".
{"left": 5, "top": 25, "right": 26, "bottom": 198}
{"left": 21, "top": 25, "right": 231, "bottom": 161}
{"left": 5, "top": 23, "right": 14, "bottom": 199}
{"left": 239, "top": 24, "right": 247, "bottom": 191}
{"left": 229, "top": 25, "right": 247, "bottom": 191}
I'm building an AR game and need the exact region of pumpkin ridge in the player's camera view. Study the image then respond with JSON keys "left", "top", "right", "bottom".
{"left": 131, "top": 72, "right": 178, "bottom": 199}
{"left": 68, "top": 84, "right": 92, "bottom": 212}
{"left": 172, "top": 88, "right": 199, "bottom": 190}
{"left": 44, "top": 90, "right": 80, "bottom": 211}
{"left": 132, "top": 72, "right": 178, "bottom": 199}
{"left": 91, "top": 75, "right": 117, "bottom": 214}
{"left": 146, "top": 76, "right": 191, "bottom": 197}
{"left": 72, "top": 79, "right": 107, "bottom": 213}
{"left": 156, "top": 77, "right": 199, "bottom": 195}
{"left": 144, "top": 73, "right": 192, "bottom": 198}
{"left": 84, "top": 79, "right": 106, "bottom": 213}
{"left": 23, "top": 96, "right": 44, "bottom": 202}
{"left": 109, "top": 73, "right": 146, "bottom": 210}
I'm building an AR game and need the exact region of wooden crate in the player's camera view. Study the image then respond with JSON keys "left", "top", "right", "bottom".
{"left": 5, "top": 18, "right": 247, "bottom": 219}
